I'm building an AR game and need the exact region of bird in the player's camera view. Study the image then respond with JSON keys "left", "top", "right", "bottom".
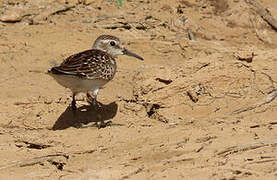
{"left": 47, "top": 35, "right": 143, "bottom": 126}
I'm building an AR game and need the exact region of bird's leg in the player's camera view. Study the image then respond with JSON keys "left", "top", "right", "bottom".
{"left": 92, "top": 95, "right": 101, "bottom": 109}
{"left": 86, "top": 91, "right": 94, "bottom": 105}
{"left": 71, "top": 93, "right": 77, "bottom": 111}
{"left": 87, "top": 88, "right": 101, "bottom": 109}
{"left": 88, "top": 88, "right": 111, "bottom": 128}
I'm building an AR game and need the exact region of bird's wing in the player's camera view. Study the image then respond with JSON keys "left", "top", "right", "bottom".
{"left": 49, "top": 49, "right": 113, "bottom": 79}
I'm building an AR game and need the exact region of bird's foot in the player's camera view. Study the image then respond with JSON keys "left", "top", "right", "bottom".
{"left": 94, "top": 120, "right": 112, "bottom": 129}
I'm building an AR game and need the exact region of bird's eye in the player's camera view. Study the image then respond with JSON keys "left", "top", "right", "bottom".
{"left": 110, "top": 41, "right": 116, "bottom": 46}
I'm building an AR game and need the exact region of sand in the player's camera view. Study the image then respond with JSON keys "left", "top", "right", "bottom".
{"left": 0, "top": 0, "right": 276, "bottom": 179}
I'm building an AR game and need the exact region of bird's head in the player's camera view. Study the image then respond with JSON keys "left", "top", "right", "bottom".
{"left": 92, "top": 35, "right": 143, "bottom": 60}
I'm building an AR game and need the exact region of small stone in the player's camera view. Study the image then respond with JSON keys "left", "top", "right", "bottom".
{"left": 0, "top": 12, "right": 23, "bottom": 23}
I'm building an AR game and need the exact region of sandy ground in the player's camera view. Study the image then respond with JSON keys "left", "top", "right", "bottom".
{"left": 0, "top": 0, "right": 277, "bottom": 179}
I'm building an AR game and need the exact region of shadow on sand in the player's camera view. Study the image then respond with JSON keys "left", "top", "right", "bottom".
{"left": 52, "top": 101, "right": 119, "bottom": 130}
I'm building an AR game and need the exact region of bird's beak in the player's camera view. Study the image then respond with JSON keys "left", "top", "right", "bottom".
{"left": 122, "top": 48, "right": 144, "bottom": 60}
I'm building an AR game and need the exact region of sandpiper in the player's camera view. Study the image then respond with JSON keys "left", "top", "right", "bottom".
{"left": 48, "top": 35, "right": 143, "bottom": 116}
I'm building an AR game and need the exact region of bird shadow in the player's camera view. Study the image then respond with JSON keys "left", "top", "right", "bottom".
{"left": 52, "top": 101, "right": 119, "bottom": 130}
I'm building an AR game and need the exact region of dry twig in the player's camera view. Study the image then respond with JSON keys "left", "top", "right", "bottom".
{"left": 229, "top": 90, "right": 277, "bottom": 115}
{"left": 0, "top": 149, "right": 96, "bottom": 170}
{"left": 217, "top": 139, "right": 277, "bottom": 157}
{"left": 120, "top": 166, "right": 144, "bottom": 180}
{"left": 245, "top": 0, "right": 277, "bottom": 31}
{"left": 0, "top": 154, "right": 68, "bottom": 170}
{"left": 248, "top": 158, "right": 277, "bottom": 164}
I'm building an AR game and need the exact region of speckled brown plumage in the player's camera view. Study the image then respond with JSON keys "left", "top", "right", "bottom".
{"left": 50, "top": 49, "right": 116, "bottom": 81}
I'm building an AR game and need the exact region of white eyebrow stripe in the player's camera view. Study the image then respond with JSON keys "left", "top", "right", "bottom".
{"left": 101, "top": 39, "right": 111, "bottom": 43}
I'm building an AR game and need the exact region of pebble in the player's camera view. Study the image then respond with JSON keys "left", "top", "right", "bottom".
{"left": 0, "top": 12, "right": 23, "bottom": 23}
